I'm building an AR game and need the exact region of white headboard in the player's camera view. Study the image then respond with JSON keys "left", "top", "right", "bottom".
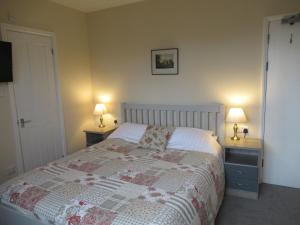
{"left": 121, "top": 103, "right": 225, "bottom": 142}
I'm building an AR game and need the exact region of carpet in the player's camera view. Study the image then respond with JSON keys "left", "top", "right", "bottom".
{"left": 216, "top": 183, "right": 300, "bottom": 225}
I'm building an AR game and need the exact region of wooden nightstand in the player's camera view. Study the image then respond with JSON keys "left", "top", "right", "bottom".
{"left": 223, "top": 137, "right": 263, "bottom": 199}
{"left": 83, "top": 127, "right": 116, "bottom": 147}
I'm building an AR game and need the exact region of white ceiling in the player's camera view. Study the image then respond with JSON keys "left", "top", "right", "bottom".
{"left": 49, "top": 0, "right": 146, "bottom": 12}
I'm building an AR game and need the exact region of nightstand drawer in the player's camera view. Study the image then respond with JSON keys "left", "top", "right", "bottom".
{"left": 86, "top": 132, "right": 104, "bottom": 146}
{"left": 84, "top": 128, "right": 116, "bottom": 147}
{"left": 226, "top": 178, "right": 258, "bottom": 192}
{"left": 225, "top": 164, "right": 258, "bottom": 181}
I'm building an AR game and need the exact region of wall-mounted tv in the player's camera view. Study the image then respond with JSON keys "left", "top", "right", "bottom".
{"left": 0, "top": 41, "right": 13, "bottom": 82}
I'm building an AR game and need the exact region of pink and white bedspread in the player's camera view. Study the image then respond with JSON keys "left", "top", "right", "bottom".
{"left": 0, "top": 138, "right": 224, "bottom": 225}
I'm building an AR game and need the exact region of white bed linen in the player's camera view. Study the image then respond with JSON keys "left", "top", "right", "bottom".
{"left": 167, "top": 127, "right": 222, "bottom": 156}
{"left": 108, "top": 122, "right": 147, "bottom": 143}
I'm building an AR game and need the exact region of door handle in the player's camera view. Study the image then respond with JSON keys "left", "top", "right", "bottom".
{"left": 18, "top": 118, "right": 31, "bottom": 128}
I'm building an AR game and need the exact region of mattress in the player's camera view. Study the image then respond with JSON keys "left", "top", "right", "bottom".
{"left": 0, "top": 138, "right": 224, "bottom": 225}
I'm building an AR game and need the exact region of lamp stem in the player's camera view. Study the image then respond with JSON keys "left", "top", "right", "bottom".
{"left": 99, "top": 114, "right": 105, "bottom": 128}
{"left": 231, "top": 123, "right": 240, "bottom": 140}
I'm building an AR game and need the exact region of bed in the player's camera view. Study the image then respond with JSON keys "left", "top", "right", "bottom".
{"left": 0, "top": 103, "right": 225, "bottom": 225}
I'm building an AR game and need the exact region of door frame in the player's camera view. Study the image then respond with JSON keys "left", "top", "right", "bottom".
{"left": 260, "top": 12, "right": 298, "bottom": 183}
{"left": 261, "top": 12, "right": 298, "bottom": 140}
{"left": 0, "top": 23, "right": 67, "bottom": 174}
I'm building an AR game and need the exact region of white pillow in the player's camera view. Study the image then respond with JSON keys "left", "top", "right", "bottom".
{"left": 108, "top": 123, "right": 147, "bottom": 143}
{"left": 166, "top": 127, "right": 220, "bottom": 155}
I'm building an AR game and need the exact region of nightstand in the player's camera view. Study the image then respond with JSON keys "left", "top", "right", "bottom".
{"left": 223, "top": 137, "right": 263, "bottom": 199}
{"left": 83, "top": 127, "right": 116, "bottom": 147}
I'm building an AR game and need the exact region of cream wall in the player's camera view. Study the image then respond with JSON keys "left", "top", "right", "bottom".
{"left": 87, "top": 0, "right": 300, "bottom": 138}
{"left": 1, "top": 0, "right": 300, "bottom": 183}
{"left": 0, "top": 0, "right": 93, "bottom": 179}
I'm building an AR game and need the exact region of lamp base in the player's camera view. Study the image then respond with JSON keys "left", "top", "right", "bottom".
{"left": 231, "top": 123, "right": 240, "bottom": 141}
{"left": 231, "top": 135, "right": 240, "bottom": 141}
{"left": 99, "top": 115, "right": 105, "bottom": 128}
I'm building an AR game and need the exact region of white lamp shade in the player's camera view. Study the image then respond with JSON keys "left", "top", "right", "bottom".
{"left": 94, "top": 104, "right": 107, "bottom": 115}
{"left": 226, "top": 107, "right": 247, "bottom": 123}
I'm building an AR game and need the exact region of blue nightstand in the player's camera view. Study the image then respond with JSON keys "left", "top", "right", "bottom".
{"left": 83, "top": 127, "right": 116, "bottom": 147}
{"left": 223, "top": 137, "right": 263, "bottom": 199}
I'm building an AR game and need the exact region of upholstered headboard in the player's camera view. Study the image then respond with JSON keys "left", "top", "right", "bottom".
{"left": 121, "top": 103, "right": 225, "bottom": 143}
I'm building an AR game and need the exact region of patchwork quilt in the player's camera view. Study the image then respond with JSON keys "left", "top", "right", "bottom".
{"left": 0, "top": 138, "right": 224, "bottom": 225}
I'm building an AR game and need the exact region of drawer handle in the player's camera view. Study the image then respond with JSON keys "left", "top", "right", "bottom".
{"left": 237, "top": 182, "right": 248, "bottom": 186}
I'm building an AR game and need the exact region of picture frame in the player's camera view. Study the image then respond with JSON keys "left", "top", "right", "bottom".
{"left": 151, "top": 48, "right": 178, "bottom": 75}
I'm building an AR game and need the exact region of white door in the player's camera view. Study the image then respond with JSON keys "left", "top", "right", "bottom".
{"left": 264, "top": 19, "right": 300, "bottom": 188}
{"left": 4, "top": 26, "right": 65, "bottom": 172}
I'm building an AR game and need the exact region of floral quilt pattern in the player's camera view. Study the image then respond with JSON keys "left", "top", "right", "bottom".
{"left": 55, "top": 200, "right": 117, "bottom": 225}
{"left": 0, "top": 138, "right": 224, "bottom": 225}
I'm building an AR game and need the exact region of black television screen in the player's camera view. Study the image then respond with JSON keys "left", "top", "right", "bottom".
{"left": 0, "top": 41, "right": 13, "bottom": 82}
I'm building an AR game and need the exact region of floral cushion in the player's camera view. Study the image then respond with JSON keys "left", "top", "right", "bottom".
{"left": 138, "top": 125, "right": 175, "bottom": 151}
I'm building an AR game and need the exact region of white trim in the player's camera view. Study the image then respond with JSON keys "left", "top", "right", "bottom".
{"left": 0, "top": 23, "right": 67, "bottom": 174}
{"left": 49, "top": 30, "right": 68, "bottom": 157}
{"left": 265, "top": 11, "right": 300, "bottom": 22}
{"left": 260, "top": 18, "right": 271, "bottom": 142}
{"left": 1, "top": 23, "right": 55, "bottom": 38}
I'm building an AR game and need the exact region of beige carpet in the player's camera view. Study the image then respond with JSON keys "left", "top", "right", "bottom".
{"left": 216, "top": 183, "right": 300, "bottom": 225}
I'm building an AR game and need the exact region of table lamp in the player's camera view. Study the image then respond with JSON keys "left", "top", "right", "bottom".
{"left": 94, "top": 103, "right": 107, "bottom": 128}
{"left": 226, "top": 107, "right": 247, "bottom": 140}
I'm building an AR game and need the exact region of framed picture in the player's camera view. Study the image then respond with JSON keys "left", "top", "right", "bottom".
{"left": 151, "top": 48, "right": 178, "bottom": 75}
